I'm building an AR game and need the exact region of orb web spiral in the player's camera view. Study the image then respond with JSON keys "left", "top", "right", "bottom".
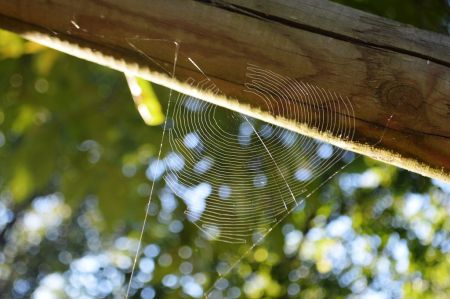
{"left": 162, "top": 65, "right": 355, "bottom": 244}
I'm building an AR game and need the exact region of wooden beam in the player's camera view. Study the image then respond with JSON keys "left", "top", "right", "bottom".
{"left": 0, "top": 0, "right": 449, "bottom": 183}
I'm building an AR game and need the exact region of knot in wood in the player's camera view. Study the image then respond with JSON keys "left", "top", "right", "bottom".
{"left": 378, "top": 81, "right": 424, "bottom": 113}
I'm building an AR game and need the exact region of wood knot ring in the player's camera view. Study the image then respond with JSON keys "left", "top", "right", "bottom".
{"left": 378, "top": 81, "right": 424, "bottom": 113}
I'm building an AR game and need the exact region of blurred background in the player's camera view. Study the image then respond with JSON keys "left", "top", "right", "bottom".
{"left": 0, "top": 1, "right": 449, "bottom": 298}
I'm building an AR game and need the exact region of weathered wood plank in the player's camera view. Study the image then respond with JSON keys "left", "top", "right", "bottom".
{"left": 221, "top": 0, "right": 450, "bottom": 65}
{"left": 0, "top": 0, "right": 449, "bottom": 182}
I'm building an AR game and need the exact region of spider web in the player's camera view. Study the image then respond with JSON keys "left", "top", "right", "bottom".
{"left": 164, "top": 66, "right": 355, "bottom": 245}
{"left": 157, "top": 60, "right": 356, "bottom": 297}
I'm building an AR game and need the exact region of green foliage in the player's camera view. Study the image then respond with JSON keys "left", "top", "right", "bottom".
{"left": 125, "top": 75, "right": 165, "bottom": 126}
{"left": 331, "top": 0, "right": 450, "bottom": 34}
{"left": 0, "top": 29, "right": 165, "bottom": 223}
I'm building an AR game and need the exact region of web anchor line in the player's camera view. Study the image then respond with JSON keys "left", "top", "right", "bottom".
{"left": 125, "top": 41, "right": 180, "bottom": 299}
{"left": 242, "top": 115, "right": 295, "bottom": 210}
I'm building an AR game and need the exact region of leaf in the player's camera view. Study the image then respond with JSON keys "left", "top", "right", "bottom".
{"left": 11, "top": 105, "right": 35, "bottom": 135}
{"left": 0, "top": 29, "right": 26, "bottom": 59}
{"left": 125, "top": 74, "right": 165, "bottom": 126}
{"left": 33, "top": 49, "right": 60, "bottom": 75}
{"left": 9, "top": 165, "right": 33, "bottom": 203}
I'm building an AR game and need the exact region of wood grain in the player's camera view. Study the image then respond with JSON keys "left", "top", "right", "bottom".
{"left": 0, "top": 0, "right": 449, "bottom": 182}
